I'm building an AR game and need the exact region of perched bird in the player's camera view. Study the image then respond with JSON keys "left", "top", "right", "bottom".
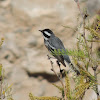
{"left": 39, "top": 29, "right": 80, "bottom": 75}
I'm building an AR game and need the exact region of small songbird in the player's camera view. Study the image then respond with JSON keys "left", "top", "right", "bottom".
{"left": 39, "top": 29, "right": 80, "bottom": 74}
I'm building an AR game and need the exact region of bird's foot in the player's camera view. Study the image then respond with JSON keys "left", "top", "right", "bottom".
{"left": 58, "top": 69, "right": 65, "bottom": 78}
{"left": 60, "top": 69, "right": 64, "bottom": 74}
{"left": 56, "top": 60, "right": 61, "bottom": 66}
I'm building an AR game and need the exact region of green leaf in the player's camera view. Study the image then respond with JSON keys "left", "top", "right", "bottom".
{"left": 85, "top": 27, "right": 100, "bottom": 38}
{"left": 29, "top": 93, "right": 61, "bottom": 100}
{"left": 0, "top": 64, "right": 2, "bottom": 77}
{"left": 65, "top": 72, "right": 71, "bottom": 100}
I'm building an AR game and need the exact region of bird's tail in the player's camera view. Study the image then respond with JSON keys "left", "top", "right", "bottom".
{"left": 69, "top": 63, "right": 80, "bottom": 75}
{"left": 63, "top": 55, "right": 80, "bottom": 75}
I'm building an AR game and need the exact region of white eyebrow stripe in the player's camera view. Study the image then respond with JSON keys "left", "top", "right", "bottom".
{"left": 44, "top": 31, "right": 51, "bottom": 36}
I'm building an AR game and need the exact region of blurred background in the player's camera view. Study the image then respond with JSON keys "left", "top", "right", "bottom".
{"left": 0, "top": 0, "right": 100, "bottom": 100}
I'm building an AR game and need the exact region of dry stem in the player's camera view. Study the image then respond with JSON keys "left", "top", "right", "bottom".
{"left": 75, "top": 0, "right": 99, "bottom": 98}
{"left": 0, "top": 76, "right": 3, "bottom": 100}
{"left": 47, "top": 55, "right": 67, "bottom": 100}
{"left": 92, "top": 65, "right": 100, "bottom": 99}
{"left": 76, "top": 0, "right": 90, "bottom": 70}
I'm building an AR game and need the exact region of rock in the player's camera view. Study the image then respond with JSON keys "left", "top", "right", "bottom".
{"left": 83, "top": 89, "right": 97, "bottom": 100}
{"left": 11, "top": 0, "right": 78, "bottom": 18}
{"left": 87, "top": 0, "right": 100, "bottom": 15}
{"left": 0, "top": 0, "right": 11, "bottom": 7}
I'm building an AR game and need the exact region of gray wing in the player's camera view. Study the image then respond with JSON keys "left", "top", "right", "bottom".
{"left": 49, "top": 36, "right": 71, "bottom": 64}
{"left": 44, "top": 37, "right": 66, "bottom": 67}
{"left": 49, "top": 36, "right": 65, "bottom": 49}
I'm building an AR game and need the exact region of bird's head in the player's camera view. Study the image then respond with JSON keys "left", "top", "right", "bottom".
{"left": 39, "top": 29, "right": 54, "bottom": 40}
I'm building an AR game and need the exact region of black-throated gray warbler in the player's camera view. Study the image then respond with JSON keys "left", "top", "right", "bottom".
{"left": 39, "top": 29, "right": 80, "bottom": 75}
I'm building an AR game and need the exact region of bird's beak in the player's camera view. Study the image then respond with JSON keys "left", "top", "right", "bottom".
{"left": 39, "top": 30, "right": 42, "bottom": 32}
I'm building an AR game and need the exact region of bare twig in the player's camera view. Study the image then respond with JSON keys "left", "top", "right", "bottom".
{"left": 0, "top": 74, "right": 3, "bottom": 100}
{"left": 0, "top": 79, "right": 3, "bottom": 100}
{"left": 96, "top": 71, "right": 100, "bottom": 75}
{"left": 88, "top": 35, "right": 93, "bottom": 67}
{"left": 76, "top": 0, "right": 83, "bottom": 18}
{"left": 76, "top": 0, "right": 90, "bottom": 71}
{"left": 87, "top": 40, "right": 100, "bottom": 42}
{"left": 92, "top": 65, "right": 100, "bottom": 99}
{"left": 47, "top": 55, "right": 67, "bottom": 100}
{"left": 0, "top": 64, "right": 3, "bottom": 100}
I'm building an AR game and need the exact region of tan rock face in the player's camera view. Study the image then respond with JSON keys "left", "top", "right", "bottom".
{"left": 0, "top": 0, "right": 100, "bottom": 100}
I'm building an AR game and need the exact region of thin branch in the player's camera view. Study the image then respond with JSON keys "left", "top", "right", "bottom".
{"left": 92, "top": 65, "right": 100, "bottom": 99}
{"left": 0, "top": 64, "right": 3, "bottom": 100}
{"left": 76, "top": 0, "right": 84, "bottom": 18}
{"left": 88, "top": 36, "right": 93, "bottom": 66}
{"left": 87, "top": 40, "right": 100, "bottom": 42}
{"left": 96, "top": 71, "right": 100, "bottom": 75}
{"left": 0, "top": 75, "right": 3, "bottom": 100}
{"left": 47, "top": 55, "right": 67, "bottom": 100}
{"left": 82, "top": 14, "right": 90, "bottom": 68}
{"left": 76, "top": 0, "right": 90, "bottom": 71}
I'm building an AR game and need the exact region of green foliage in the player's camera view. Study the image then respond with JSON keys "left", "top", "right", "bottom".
{"left": 80, "top": 69, "right": 95, "bottom": 81}
{"left": 29, "top": 93, "right": 35, "bottom": 100}
{"left": 0, "top": 38, "right": 4, "bottom": 48}
{"left": 0, "top": 38, "right": 13, "bottom": 100}
{"left": 96, "top": 48, "right": 100, "bottom": 58}
{"left": 51, "top": 49, "right": 88, "bottom": 60}
{"left": 75, "top": 82, "right": 90, "bottom": 99}
{"left": 85, "top": 26, "right": 100, "bottom": 38}
{"left": 0, "top": 38, "right": 4, "bottom": 79}
{"left": 0, "top": 64, "right": 2, "bottom": 78}
{"left": 29, "top": 93, "right": 61, "bottom": 100}
{"left": 7, "top": 98, "right": 14, "bottom": 100}
{"left": 65, "top": 72, "right": 71, "bottom": 100}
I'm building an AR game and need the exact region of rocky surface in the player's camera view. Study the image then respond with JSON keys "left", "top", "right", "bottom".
{"left": 0, "top": 0, "right": 100, "bottom": 100}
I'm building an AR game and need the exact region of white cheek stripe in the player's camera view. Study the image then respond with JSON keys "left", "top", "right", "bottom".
{"left": 44, "top": 31, "right": 51, "bottom": 36}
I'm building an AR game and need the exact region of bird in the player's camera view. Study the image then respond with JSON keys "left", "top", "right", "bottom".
{"left": 39, "top": 29, "right": 80, "bottom": 75}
